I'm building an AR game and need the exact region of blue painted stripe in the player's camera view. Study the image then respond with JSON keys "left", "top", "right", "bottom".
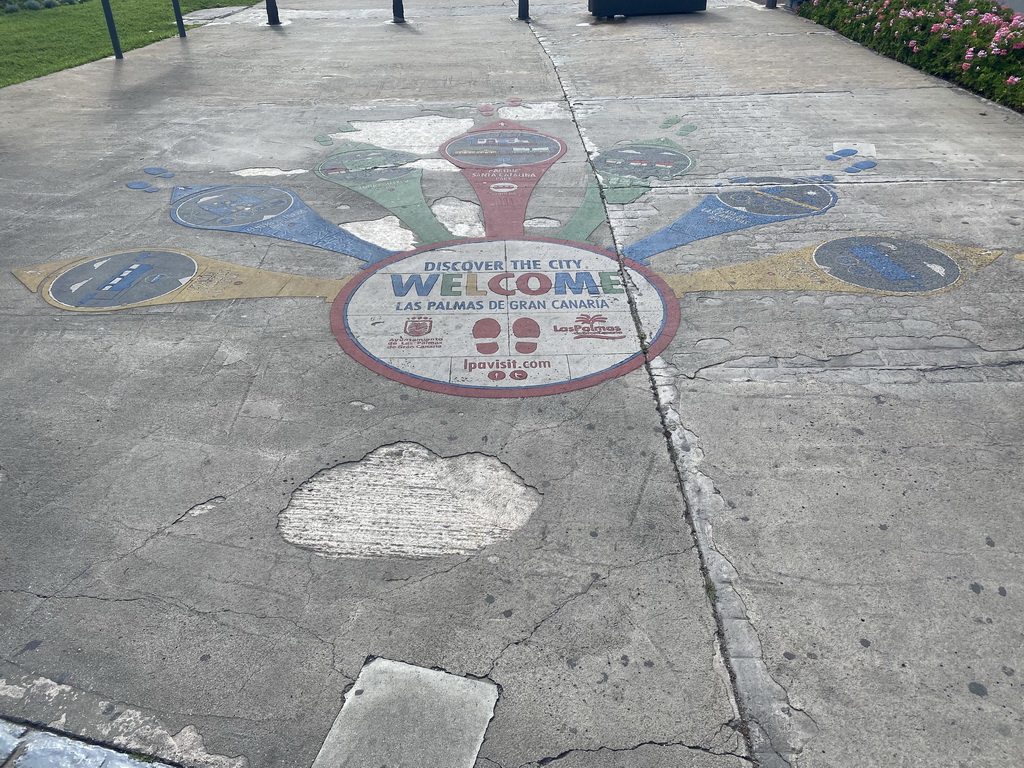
{"left": 848, "top": 245, "right": 920, "bottom": 281}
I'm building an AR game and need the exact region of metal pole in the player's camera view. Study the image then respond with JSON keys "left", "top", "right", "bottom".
{"left": 99, "top": 0, "right": 123, "bottom": 59}
{"left": 170, "top": 0, "right": 187, "bottom": 37}
{"left": 266, "top": 0, "right": 281, "bottom": 25}
{"left": 518, "top": 0, "right": 530, "bottom": 21}
{"left": 765, "top": 0, "right": 777, "bottom": 7}
{"left": 393, "top": 0, "right": 405, "bottom": 23}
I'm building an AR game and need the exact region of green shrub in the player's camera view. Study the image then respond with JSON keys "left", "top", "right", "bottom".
{"left": 43, "top": 0, "right": 58, "bottom": 6}
{"left": 799, "top": 0, "right": 1024, "bottom": 112}
{"left": 23, "top": 0, "right": 41, "bottom": 8}
{"left": 3, "top": 2, "right": 20, "bottom": 11}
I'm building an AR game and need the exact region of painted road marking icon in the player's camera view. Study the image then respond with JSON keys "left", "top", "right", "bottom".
{"left": 813, "top": 236, "right": 961, "bottom": 293}
{"left": 331, "top": 239, "right": 679, "bottom": 398}
{"left": 624, "top": 177, "right": 837, "bottom": 264}
{"left": 440, "top": 121, "right": 568, "bottom": 238}
{"left": 170, "top": 184, "right": 396, "bottom": 264}
{"left": 46, "top": 250, "right": 198, "bottom": 310}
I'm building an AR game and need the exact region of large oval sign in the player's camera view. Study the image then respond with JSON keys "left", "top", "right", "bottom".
{"left": 331, "top": 239, "right": 679, "bottom": 398}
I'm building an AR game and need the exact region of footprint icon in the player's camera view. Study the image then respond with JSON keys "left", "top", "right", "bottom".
{"left": 513, "top": 318, "right": 540, "bottom": 354}
{"left": 473, "top": 318, "right": 501, "bottom": 354}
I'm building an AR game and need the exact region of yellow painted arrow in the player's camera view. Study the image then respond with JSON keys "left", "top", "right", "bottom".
{"left": 13, "top": 249, "right": 352, "bottom": 312}
{"left": 655, "top": 239, "right": 1001, "bottom": 297}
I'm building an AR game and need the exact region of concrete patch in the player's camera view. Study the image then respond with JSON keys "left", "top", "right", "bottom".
{"left": 0, "top": 665, "right": 245, "bottom": 768}
{"left": 278, "top": 443, "right": 541, "bottom": 559}
{"left": 229, "top": 168, "right": 309, "bottom": 177}
{"left": 431, "top": 197, "right": 485, "bottom": 238}
{"left": 311, "top": 658, "right": 497, "bottom": 768}
{"left": 341, "top": 216, "right": 417, "bottom": 252}
{"left": 344, "top": 116, "right": 474, "bottom": 157}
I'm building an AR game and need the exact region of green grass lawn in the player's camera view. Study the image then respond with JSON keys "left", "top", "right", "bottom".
{"left": 0, "top": 0, "right": 258, "bottom": 88}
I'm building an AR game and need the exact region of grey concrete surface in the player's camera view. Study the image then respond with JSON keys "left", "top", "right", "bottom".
{"left": 1, "top": 0, "right": 1022, "bottom": 767}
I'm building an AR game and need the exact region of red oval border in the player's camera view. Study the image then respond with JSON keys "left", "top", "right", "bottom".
{"left": 330, "top": 237, "right": 680, "bottom": 398}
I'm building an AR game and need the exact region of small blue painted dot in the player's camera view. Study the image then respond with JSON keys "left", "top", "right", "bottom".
{"left": 820, "top": 174, "right": 835, "bottom": 182}
{"left": 827, "top": 154, "right": 842, "bottom": 161}
{"left": 834, "top": 148, "right": 858, "bottom": 157}
{"left": 143, "top": 187, "right": 162, "bottom": 193}
{"left": 144, "top": 167, "right": 168, "bottom": 175}
{"left": 843, "top": 167, "right": 863, "bottom": 174}
{"left": 127, "top": 181, "right": 150, "bottom": 189}
{"left": 159, "top": 172, "right": 175, "bottom": 178}
{"left": 850, "top": 160, "right": 877, "bottom": 170}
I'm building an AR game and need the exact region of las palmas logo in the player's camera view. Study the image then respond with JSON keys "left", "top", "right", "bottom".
{"left": 553, "top": 314, "right": 627, "bottom": 341}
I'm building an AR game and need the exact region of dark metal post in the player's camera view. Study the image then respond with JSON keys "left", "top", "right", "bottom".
{"left": 393, "top": 0, "right": 405, "bottom": 23}
{"left": 99, "top": 0, "right": 123, "bottom": 59}
{"left": 266, "top": 0, "right": 281, "bottom": 25}
{"left": 170, "top": 0, "right": 187, "bottom": 37}
{"left": 765, "top": 0, "right": 777, "bottom": 7}
{"left": 518, "top": 0, "right": 530, "bottom": 21}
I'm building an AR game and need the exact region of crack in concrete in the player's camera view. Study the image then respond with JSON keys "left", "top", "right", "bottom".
{"left": 381, "top": 556, "right": 475, "bottom": 585}
{"left": 519, "top": 736, "right": 753, "bottom": 767}
{"left": 484, "top": 573, "right": 604, "bottom": 677}
{"left": 684, "top": 344, "right": 1024, "bottom": 383}
{"left": 645, "top": 357, "right": 819, "bottom": 768}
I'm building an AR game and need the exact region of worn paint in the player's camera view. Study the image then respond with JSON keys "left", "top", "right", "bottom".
{"left": 15, "top": 250, "right": 351, "bottom": 312}
{"left": 169, "top": 185, "right": 397, "bottom": 264}
{"left": 625, "top": 177, "right": 837, "bottom": 264}
{"left": 658, "top": 239, "right": 1001, "bottom": 297}
{"left": 316, "top": 144, "right": 454, "bottom": 245}
{"left": 330, "top": 238, "right": 678, "bottom": 397}
{"left": 345, "top": 116, "right": 474, "bottom": 156}
{"left": 440, "top": 121, "right": 567, "bottom": 239}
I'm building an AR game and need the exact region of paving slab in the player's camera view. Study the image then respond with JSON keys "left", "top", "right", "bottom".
{"left": 1, "top": 0, "right": 1022, "bottom": 767}
{"left": 310, "top": 658, "right": 497, "bottom": 768}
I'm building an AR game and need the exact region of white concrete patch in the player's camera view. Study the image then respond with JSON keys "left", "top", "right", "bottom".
{"left": 524, "top": 217, "right": 561, "bottom": 229}
{"left": 345, "top": 116, "right": 474, "bottom": 157}
{"left": 278, "top": 443, "right": 541, "bottom": 559}
{"left": 229, "top": 168, "right": 309, "bottom": 177}
{"left": 411, "top": 159, "right": 460, "bottom": 173}
{"left": 500, "top": 102, "right": 570, "bottom": 121}
{"left": 0, "top": 681, "right": 27, "bottom": 699}
{"left": 430, "top": 197, "right": 485, "bottom": 238}
{"left": 311, "top": 658, "right": 497, "bottom": 768}
{"left": 342, "top": 216, "right": 417, "bottom": 252}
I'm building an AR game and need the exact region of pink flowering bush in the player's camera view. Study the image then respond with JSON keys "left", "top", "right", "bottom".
{"left": 799, "top": 0, "right": 1024, "bottom": 111}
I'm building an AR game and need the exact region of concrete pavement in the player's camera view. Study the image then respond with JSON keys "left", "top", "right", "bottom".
{"left": 1, "top": 0, "right": 1022, "bottom": 766}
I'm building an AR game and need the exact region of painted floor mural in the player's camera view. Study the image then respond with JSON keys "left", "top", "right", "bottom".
{"left": 12, "top": 109, "right": 1005, "bottom": 398}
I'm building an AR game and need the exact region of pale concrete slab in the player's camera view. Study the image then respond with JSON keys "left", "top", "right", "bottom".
{"left": 311, "top": 658, "right": 496, "bottom": 768}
